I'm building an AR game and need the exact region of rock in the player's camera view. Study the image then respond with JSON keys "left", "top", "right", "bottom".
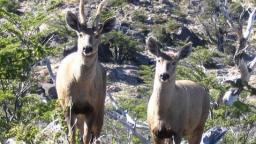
{"left": 222, "top": 88, "right": 240, "bottom": 106}
{"left": 107, "top": 65, "right": 143, "bottom": 85}
{"left": 203, "top": 57, "right": 224, "bottom": 69}
{"left": 133, "top": 52, "right": 153, "bottom": 65}
{"left": 5, "top": 138, "right": 25, "bottom": 144}
{"left": 200, "top": 126, "right": 228, "bottom": 144}
{"left": 172, "top": 26, "right": 206, "bottom": 47}
{"left": 34, "top": 119, "right": 67, "bottom": 143}
{"left": 37, "top": 83, "right": 57, "bottom": 100}
{"left": 118, "top": 22, "right": 131, "bottom": 33}
{"left": 128, "top": 0, "right": 140, "bottom": 5}
{"left": 107, "top": 85, "right": 122, "bottom": 93}
{"left": 125, "top": 29, "right": 145, "bottom": 42}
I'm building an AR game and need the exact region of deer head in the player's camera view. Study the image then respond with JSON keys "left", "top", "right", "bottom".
{"left": 66, "top": 0, "right": 116, "bottom": 63}
{"left": 146, "top": 37, "right": 192, "bottom": 82}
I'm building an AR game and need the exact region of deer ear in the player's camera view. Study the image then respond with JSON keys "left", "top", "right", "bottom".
{"left": 66, "top": 11, "right": 80, "bottom": 31}
{"left": 177, "top": 42, "right": 192, "bottom": 60}
{"left": 100, "top": 17, "right": 116, "bottom": 34}
{"left": 146, "top": 37, "right": 161, "bottom": 56}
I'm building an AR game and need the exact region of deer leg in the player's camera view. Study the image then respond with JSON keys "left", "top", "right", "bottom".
{"left": 188, "top": 125, "right": 204, "bottom": 144}
{"left": 78, "top": 115, "right": 93, "bottom": 144}
{"left": 173, "top": 134, "right": 181, "bottom": 144}
{"left": 64, "top": 109, "right": 76, "bottom": 144}
{"left": 83, "top": 122, "right": 92, "bottom": 144}
{"left": 164, "top": 138, "right": 173, "bottom": 144}
{"left": 152, "top": 134, "right": 165, "bottom": 144}
{"left": 91, "top": 111, "right": 104, "bottom": 144}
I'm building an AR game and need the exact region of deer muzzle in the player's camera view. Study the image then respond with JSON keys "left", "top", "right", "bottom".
{"left": 83, "top": 46, "right": 93, "bottom": 54}
{"left": 160, "top": 73, "right": 170, "bottom": 82}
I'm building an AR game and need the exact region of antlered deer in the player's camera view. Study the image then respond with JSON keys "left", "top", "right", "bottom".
{"left": 56, "top": 0, "right": 116, "bottom": 143}
{"left": 146, "top": 37, "right": 210, "bottom": 144}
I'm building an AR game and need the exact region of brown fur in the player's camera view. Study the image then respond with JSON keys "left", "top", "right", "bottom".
{"left": 146, "top": 37, "right": 210, "bottom": 144}
{"left": 56, "top": 52, "right": 106, "bottom": 144}
{"left": 56, "top": 0, "right": 115, "bottom": 143}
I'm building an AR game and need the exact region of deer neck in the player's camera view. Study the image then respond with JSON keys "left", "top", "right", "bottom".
{"left": 75, "top": 53, "right": 98, "bottom": 82}
{"left": 152, "top": 73, "right": 176, "bottom": 102}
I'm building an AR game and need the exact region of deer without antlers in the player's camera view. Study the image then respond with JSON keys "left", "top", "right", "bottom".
{"left": 56, "top": 0, "right": 116, "bottom": 143}
{"left": 146, "top": 37, "right": 210, "bottom": 144}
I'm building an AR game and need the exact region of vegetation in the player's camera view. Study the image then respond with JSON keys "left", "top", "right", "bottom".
{"left": 0, "top": 1, "right": 66, "bottom": 142}
{"left": 103, "top": 31, "right": 140, "bottom": 64}
{"left": 0, "top": 0, "right": 256, "bottom": 143}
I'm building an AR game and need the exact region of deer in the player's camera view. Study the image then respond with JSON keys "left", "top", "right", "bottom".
{"left": 56, "top": 0, "right": 116, "bottom": 143}
{"left": 146, "top": 37, "right": 210, "bottom": 144}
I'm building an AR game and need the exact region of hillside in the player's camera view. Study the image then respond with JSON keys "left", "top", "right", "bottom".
{"left": 0, "top": 0, "right": 256, "bottom": 143}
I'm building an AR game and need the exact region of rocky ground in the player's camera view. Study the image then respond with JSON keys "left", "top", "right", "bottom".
{"left": 4, "top": 0, "right": 256, "bottom": 143}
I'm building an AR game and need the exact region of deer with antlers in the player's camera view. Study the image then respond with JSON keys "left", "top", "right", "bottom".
{"left": 56, "top": 0, "right": 116, "bottom": 143}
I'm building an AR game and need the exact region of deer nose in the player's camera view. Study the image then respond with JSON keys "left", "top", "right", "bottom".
{"left": 83, "top": 46, "right": 93, "bottom": 54}
{"left": 160, "top": 73, "right": 170, "bottom": 81}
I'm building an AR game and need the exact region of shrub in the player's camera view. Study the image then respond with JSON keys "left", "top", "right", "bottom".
{"left": 102, "top": 31, "right": 140, "bottom": 64}
{"left": 132, "top": 10, "right": 147, "bottom": 23}
{"left": 0, "top": 5, "right": 61, "bottom": 142}
{"left": 0, "top": 0, "right": 19, "bottom": 13}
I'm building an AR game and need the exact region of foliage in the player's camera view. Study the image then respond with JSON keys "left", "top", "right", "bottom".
{"left": 0, "top": 3, "right": 63, "bottom": 142}
{"left": 108, "top": 0, "right": 127, "bottom": 7}
{"left": 0, "top": 0, "right": 19, "bottom": 13}
{"left": 103, "top": 31, "right": 140, "bottom": 64}
{"left": 138, "top": 65, "right": 155, "bottom": 98}
{"left": 0, "top": 0, "right": 256, "bottom": 143}
{"left": 166, "top": 19, "right": 180, "bottom": 32}
{"left": 132, "top": 10, "right": 147, "bottom": 23}
{"left": 119, "top": 97, "right": 147, "bottom": 120}
{"left": 101, "top": 9, "right": 115, "bottom": 22}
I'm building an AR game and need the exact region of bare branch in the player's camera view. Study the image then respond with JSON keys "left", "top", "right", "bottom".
{"left": 106, "top": 111, "right": 150, "bottom": 144}
{"left": 196, "top": 16, "right": 216, "bottom": 43}
{"left": 106, "top": 92, "right": 150, "bottom": 143}
{"left": 219, "top": 3, "right": 234, "bottom": 28}
{"left": 243, "top": 8, "right": 256, "bottom": 40}
{"left": 42, "top": 58, "right": 56, "bottom": 83}
{"left": 248, "top": 56, "right": 256, "bottom": 72}
{"left": 238, "top": 59, "right": 250, "bottom": 84}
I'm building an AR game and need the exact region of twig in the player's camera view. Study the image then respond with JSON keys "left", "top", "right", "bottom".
{"left": 106, "top": 111, "right": 150, "bottom": 144}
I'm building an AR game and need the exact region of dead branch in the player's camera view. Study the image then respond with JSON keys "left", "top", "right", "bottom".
{"left": 243, "top": 8, "right": 256, "bottom": 40}
{"left": 106, "top": 111, "right": 150, "bottom": 144}
{"left": 238, "top": 59, "right": 250, "bottom": 84}
{"left": 106, "top": 92, "right": 150, "bottom": 144}
{"left": 42, "top": 58, "right": 56, "bottom": 83}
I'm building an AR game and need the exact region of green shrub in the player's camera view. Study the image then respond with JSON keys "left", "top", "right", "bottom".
{"left": 0, "top": 0, "right": 19, "bottom": 13}
{"left": 119, "top": 97, "right": 147, "bottom": 120}
{"left": 166, "top": 19, "right": 180, "bottom": 32}
{"left": 108, "top": 0, "right": 127, "bottom": 7}
{"left": 0, "top": 5, "right": 62, "bottom": 142}
{"left": 132, "top": 10, "right": 147, "bottom": 23}
{"left": 103, "top": 31, "right": 140, "bottom": 64}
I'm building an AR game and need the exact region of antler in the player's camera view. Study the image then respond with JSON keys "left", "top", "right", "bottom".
{"left": 79, "top": 0, "right": 86, "bottom": 25}
{"left": 95, "top": 0, "right": 107, "bottom": 28}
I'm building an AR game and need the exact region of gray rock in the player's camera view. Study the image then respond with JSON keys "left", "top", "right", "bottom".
{"left": 172, "top": 26, "right": 206, "bottom": 47}
{"left": 37, "top": 83, "right": 57, "bottom": 100}
{"left": 107, "top": 65, "right": 143, "bottom": 85}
